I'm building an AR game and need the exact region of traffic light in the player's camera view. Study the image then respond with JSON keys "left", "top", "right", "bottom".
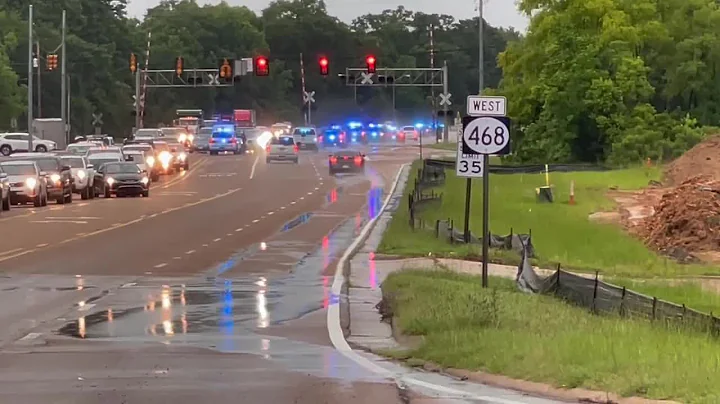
{"left": 130, "top": 53, "right": 137, "bottom": 73}
{"left": 218, "top": 58, "right": 233, "bottom": 81}
{"left": 366, "top": 55, "right": 376, "bottom": 73}
{"left": 46, "top": 54, "right": 58, "bottom": 70}
{"left": 319, "top": 56, "right": 329, "bottom": 75}
{"left": 254, "top": 56, "right": 269, "bottom": 76}
{"left": 175, "top": 57, "right": 184, "bottom": 76}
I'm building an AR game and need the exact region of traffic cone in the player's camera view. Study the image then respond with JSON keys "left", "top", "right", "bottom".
{"left": 569, "top": 180, "right": 576, "bottom": 205}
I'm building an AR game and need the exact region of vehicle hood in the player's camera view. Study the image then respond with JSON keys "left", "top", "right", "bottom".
{"left": 7, "top": 174, "right": 38, "bottom": 183}
{"left": 105, "top": 173, "right": 143, "bottom": 181}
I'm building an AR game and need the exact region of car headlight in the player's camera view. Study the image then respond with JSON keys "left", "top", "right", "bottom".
{"left": 178, "top": 152, "right": 187, "bottom": 161}
{"left": 25, "top": 177, "right": 36, "bottom": 189}
{"left": 188, "top": 135, "right": 194, "bottom": 142}
{"left": 178, "top": 134, "right": 187, "bottom": 142}
{"left": 146, "top": 156, "right": 155, "bottom": 166}
{"left": 141, "top": 177, "right": 149, "bottom": 184}
{"left": 50, "top": 173, "right": 61, "bottom": 183}
{"left": 106, "top": 177, "right": 114, "bottom": 185}
{"left": 77, "top": 170, "right": 86, "bottom": 179}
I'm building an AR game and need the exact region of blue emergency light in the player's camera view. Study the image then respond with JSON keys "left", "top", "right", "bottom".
{"left": 213, "top": 124, "right": 235, "bottom": 133}
{"left": 414, "top": 123, "right": 424, "bottom": 128}
{"left": 347, "top": 121, "right": 361, "bottom": 129}
{"left": 330, "top": 124, "right": 342, "bottom": 130}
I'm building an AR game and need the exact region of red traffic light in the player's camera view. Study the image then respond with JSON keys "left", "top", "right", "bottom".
{"left": 366, "top": 55, "right": 376, "bottom": 73}
{"left": 255, "top": 56, "right": 269, "bottom": 76}
{"left": 319, "top": 57, "right": 329, "bottom": 75}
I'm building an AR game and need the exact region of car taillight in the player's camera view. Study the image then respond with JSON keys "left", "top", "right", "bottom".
{"left": 354, "top": 156, "right": 363, "bottom": 165}
{"left": 209, "top": 138, "right": 215, "bottom": 143}
{"left": 330, "top": 157, "right": 338, "bottom": 164}
{"left": 230, "top": 138, "right": 237, "bottom": 144}
{"left": 339, "top": 132, "right": 345, "bottom": 140}
{"left": 293, "top": 145, "right": 299, "bottom": 153}
{"left": 266, "top": 145, "right": 271, "bottom": 153}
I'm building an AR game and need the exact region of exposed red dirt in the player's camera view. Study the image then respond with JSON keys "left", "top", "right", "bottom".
{"left": 635, "top": 175, "right": 720, "bottom": 261}
{"left": 665, "top": 135, "right": 720, "bottom": 185}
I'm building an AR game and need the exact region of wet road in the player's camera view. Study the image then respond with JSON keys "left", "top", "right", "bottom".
{"left": 0, "top": 140, "right": 438, "bottom": 403}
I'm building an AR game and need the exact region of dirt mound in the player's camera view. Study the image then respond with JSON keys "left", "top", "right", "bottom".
{"left": 637, "top": 175, "right": 720, "bottom": 260}
{"left": 665, "top": 135, "right": 720, "bottom": 184}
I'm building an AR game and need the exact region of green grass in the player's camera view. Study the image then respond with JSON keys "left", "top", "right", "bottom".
{"left": 427, "top": 142, "right": 457, "bottom": 151}
{"left": 382, "top": 270, "right": 720, "bottom": 403}
{"left": 379, "top": 160, "right": 719, "bottom": 277}
{"left": 609, "top": 278, "right": 720, "bottom": 315}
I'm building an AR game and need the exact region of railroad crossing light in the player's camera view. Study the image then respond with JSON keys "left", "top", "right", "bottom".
{"left": 130, "top": 53, "right": 137, "bottom": 73}
{"left": 218, "top": 58, "right": 233, "bottom": 80}
{"left": 366, "top": 55, "right": 376, "bottom": 73}
{"left": 254, "top": 56, "right": 269, "bottom": 76}
{"left": 175, "top": 57, "right": 184, "bottom": 76}
{"left": 319, "top": 57, "right": 329, "bottom": 75}
{"left": 46, "top": 54, "right": 58, "bottom": 70}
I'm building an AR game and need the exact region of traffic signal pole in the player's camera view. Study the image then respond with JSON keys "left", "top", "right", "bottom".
{"left": 36, "top": 40, "right": 41, "bottom": 118}
{"left": 134, "top": 69, "right": 141, "bottom": 131}
{"left": 61, "top": 10, "right": 68, "bottom": 143}
{"left": 27, "top": 5, "right": 34, "bottom": 152}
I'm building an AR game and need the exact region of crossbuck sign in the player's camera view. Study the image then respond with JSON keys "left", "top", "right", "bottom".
{"left": 303, "top": 91, "right": 315, "bottom": 104}
{"left": 92, "top": 113, "right": 103, "bottom": 127}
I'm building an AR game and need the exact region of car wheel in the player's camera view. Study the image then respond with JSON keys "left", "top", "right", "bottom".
{"left": 81, "top": 187, "right": 88, "bottom": 200}
{"left": 104, "top": 187, "right": 111, "bottom": 198}
{"left": 184, "top": 163, "right": 190, "bottom": 170}
{"left": 2, "top": 194, "right": 9, "bottom": 211}
{"left": 265, "top": 158, "right": 271, "bottom": 164}
{"left": 35, "top": 145, "right": 47, "bottom": 152}
{"left": 34, "top": 194, "right": 42, "bottom": 207}
{"left": 329, "top": 170, "right": 335, "bottom": 176}
{"left": 294, "top": 158, "right": 299, "bottom": 164}
{"left": 151, "top": 173, "right": 159, "bottom": 182}
{"left": 65, "top": 190, "right": 72, "bottom": 203}
{"left": 41, "top": 191, "right": 48, "bottom": 206}
{"left": 210, "top": 151, "right": 218, "bottom": 155}
{"left": 142, "top": 190, "right": 149, "bottom": 197}
{"left": 56, "top": 196, "right": 64, "bottom": 204}
{"left": 0, "top": 145, "right": 11, "bottom": 156}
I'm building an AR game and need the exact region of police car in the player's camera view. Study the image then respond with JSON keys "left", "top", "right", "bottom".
{"left": 319, "top": 125, "right": 347, "bottom": 148}
{"left": 208, "top": 124, "right": 242, "bottom": 155}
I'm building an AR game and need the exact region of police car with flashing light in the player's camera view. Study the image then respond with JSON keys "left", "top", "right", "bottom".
{"left": 365, "top": 122, "right": 386, "bottom": 143}
{"left": 292, "top": 127, "right": 319, "bottom": 151}
{"left": 345, "top": 121, "right": 366, "bottom": 144}
{"left": 319, "top": 125, "right": 347, "bottom": 148}
{"left": 208, "top": 124, "right": 243, "bottom": 155}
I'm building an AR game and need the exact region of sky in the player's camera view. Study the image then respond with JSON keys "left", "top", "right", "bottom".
{"left": 126, "top": 0, "right": 529, "bottom": 32}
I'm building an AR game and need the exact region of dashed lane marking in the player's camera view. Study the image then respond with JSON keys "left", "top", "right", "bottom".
{"left": 252, "top": 219, "right": 259, "bottom": 223}
{"left": 0, "top": 248, "right": 23, "bottom": 257}
{"left": 154, "top": 263, "right": 167, "bottom": 268}
{"left": 249, "top": 155, "right": 260, "bottom": 179}
{"left": 213, "top": 238, "right": 222, "bottom": 242}
{"left": 235, "top": 228, "right": 243, "bottom": 232}
{"left": 186, "top": 250, "right": 195, "bottom": 254}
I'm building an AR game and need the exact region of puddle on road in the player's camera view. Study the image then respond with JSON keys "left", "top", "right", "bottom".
{"left": 281, "top": 213, "right": 312, "bottom": 232}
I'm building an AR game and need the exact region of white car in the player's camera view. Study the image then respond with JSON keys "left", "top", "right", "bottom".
{"left": 266, "top": 136, "right": 299, "bottom": 164}
{"left": 0, "top": 133, "right": 57, "bottom": 155}
{"left": 66, "top": 142, "right": 99, "bottom": 155}
{"left": 292, "top": 127, "right": 318, "bottom": 151}
{"left": 123, "top": 150, "right": 151, "bottom": 175}
{"left": 134, "top": 128, "right": 163, "bottom": 139}
{"left": 59, "top": 155, "right": 95, "bottom": 200}
{"left": 86, "top": 146, "right": 122, "bottom": 157}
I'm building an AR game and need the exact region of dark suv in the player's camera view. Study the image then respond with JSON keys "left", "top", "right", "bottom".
{"left": 8, "top": 153, "right": 73, "bottom": 204}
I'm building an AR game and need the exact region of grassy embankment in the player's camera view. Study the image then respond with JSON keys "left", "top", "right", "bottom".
{"left": 382, "top": 270, "right": 720, "bottom": 403}
{"left": 378, "top": 161, "right": 718, "bottom": 278}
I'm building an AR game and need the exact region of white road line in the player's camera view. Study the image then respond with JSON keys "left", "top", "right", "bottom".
{"left": 185, "top": 250, "right": 195, "bottom": 254}
{"left": 235, "top": 228, "right": 243, "bottom": 232}
{"left": 145, "top": 271, "right": 152, "bottom": 275}
{"left": 249, "top": 155, "right": 260, "bottom": 179}
{"left": 226, "top": 233, "right": 233, "bottom": 236}
{"left": 78, "top": 303, "right": 95, "bottom": 312}
{"left": 244, "top": 224, "right": 250, "bottom": 227}
{"left": 252, "top": 219, "right": 259, "bottom": 223}
{"left": 202, "top": 244, "right": 209, "bottom": 247}
{"left": 307, "top": 192, "right": 313, "bottom": 195}
{"left": 300, "top": 196, "right": 304, "bottom": 200}
{"left": 280, "top": 206, "right": 286, "bottom": 210}
{"left": 0, "top": 248, "right": 23, "bottom": 257}
{"left": 213, "top": 238, "right": 221, "bottom": 242}
{"left": 290, "top": 201, "right": 296, "bottom": 205}
{"left": 35, "top": 243, "right": 48, "bottom": 248}
{"left": 46, "top": 216, "right": 100, "bottom": 220}
{"left": 267, "top": 211, "right": 274, "bottom": 215}
{"left": 315, "top": 187, "right": 320, "bottom": 190}
{"left": 154, "top": 263, "right": 167, "bottom": 268}
{"left": 18, "top": 332, "right": 42, "bottom": 342}
{"left": 31, "top": 220, "right": 88, "bottom": 224}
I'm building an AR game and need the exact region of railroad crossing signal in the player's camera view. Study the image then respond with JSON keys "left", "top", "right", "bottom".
{"left": 175, "top": 57, "right": 184, "bottom": 76}
{"left": 92, "top": 113, "right": 103, "bottom": 127}
{"left": 46, "top": 54, "right": 58, "bottom": 71}
{"left": 439, "top": 93, "right": 452, "bottom": 106}
{"left": 129, "top": 53, "right": 137, "bottom": 73}
{"left": 303, "top": 91, "right": 315, "bottom": 104}
{"left": 218, "top": 58, "right": 233, "bottom": 81}
{"left": 132, "top": 94, "right": 144, "bottom": 109}
{"left": 360, "top": 72, "right": 373, "bottom": 84}
{"left": 207, "top": 73, "right": 220, "bottom": 86}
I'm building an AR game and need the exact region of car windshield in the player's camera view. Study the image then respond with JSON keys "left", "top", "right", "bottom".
{"left": 61, "top": 157, "right": 85, "bottom": 168}
{"left": 1, "top": 164, "right": 36, "bottom": 175}
{"left": 272, "top": 137, "right": 294, "bottom": 146}
{"left": 161, "top": 128, "right": 185, "bottom": 136}
{"left": 154, "top": 143, "right": 170, "bottom": 152}
{"left": 293, "top": 128, "right": 315, "bottom": 136}
{"left": 403, "top": 126, "right": 415, "bottom": 131}
{"left": 135, "top": 129, "right": 160, "bottom": 137}
{"left": 89, "top": 158, "right": 120, "bottom": 167}
{"left": 32, "top": 159, "right": 59, "bottom": 171}
{"left": 123, "top": 146, "right": 151, "bottom": 152}
{"left": 67, "top": 145, "right": 91, "bottom": 153}
{"left": 105, "top": 163, "right": 141, "bottom": 174}
{"left": 125, "top": 153, "right": 144, "bottom": 162}
{"left": 198, "top": 128, "right": 212, "bottom": 137}
{"left": 87, "top": 148, "right": 118, "bottom": 156}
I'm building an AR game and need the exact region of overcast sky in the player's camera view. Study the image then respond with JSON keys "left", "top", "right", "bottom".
{"left": 127, "top": 0, "right": 529, "bottom": 32}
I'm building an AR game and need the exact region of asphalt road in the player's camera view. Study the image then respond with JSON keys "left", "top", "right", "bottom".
{"left": 0, "top": 139, "right": 454, "bottom": 403}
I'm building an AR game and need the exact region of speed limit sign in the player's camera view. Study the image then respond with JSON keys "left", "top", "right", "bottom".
{"left": 461, "top": 116, "right": 511, "bottom": 155}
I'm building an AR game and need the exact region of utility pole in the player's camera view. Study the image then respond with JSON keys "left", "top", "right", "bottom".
{"left": 478, "top": 0, "right": 489, "bottom": 288}
{"left": 299, "top": 53, "right": 308, "bottom": 125}
{"left": 61, "top": 10, "right": 67, "bottom": 144}
{"left": 478, "top": 0, "right": 484, "bottom": 94}
{"left": 36, "top": 40, "right": 41, "bottom": 118}
{"left": 27, "top": 5, "right": 34, "bottom": 152}
{"left": 429, "top": 24, "right": 437, "bottom": 140}
{"left": 134, "top": 69, "right": 141, "bottom": 131}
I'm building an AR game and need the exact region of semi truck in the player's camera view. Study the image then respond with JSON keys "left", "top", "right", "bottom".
{"left": 233, "top": 109, "right": 256, "bottom": 128}
{"left": 174, "top": 109, "right": 204, "bottom": 134}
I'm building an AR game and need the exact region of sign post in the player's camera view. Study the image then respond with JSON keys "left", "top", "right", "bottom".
{"left": 460, "top": 95, "right": 509, "bottom": 287}
{"left": 92, "top": 112, "right": 103, "bottom": 135}
{"left": 303, "top": 90, "right": 315, "bottom": 124}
